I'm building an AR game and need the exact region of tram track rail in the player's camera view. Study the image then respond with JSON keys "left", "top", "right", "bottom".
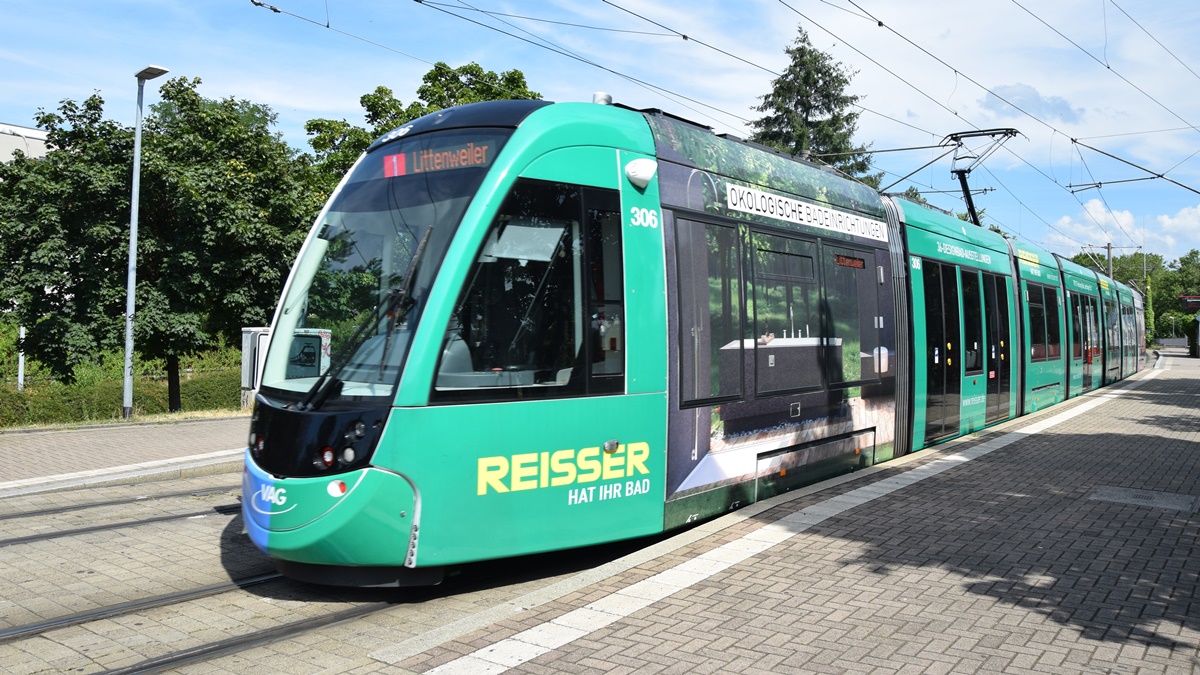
{"left": 0, "top": 503, "right": 242, "bottom": 548}
{"left": 1, "top": 516, "right": 663, "bottom": 673}
{"left": 102, "top": 599, "right": 399, "bottom": 675}
{"left": 0, "top": 486, "right": 238, "bottom": 522}
{"left": 0, "top": 572, "right": 282, "bottom": 645}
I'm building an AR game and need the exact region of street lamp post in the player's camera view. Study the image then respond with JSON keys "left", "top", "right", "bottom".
{"left": 122, "top": 65, "right": 169, "bottom": 420}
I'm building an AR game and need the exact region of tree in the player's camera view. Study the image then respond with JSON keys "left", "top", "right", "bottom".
{"left": 900, "top": 186, "right": 928, "bottom": 205}
{"left": 953, "top": 207, "right": 1004, "bottom": 235}
{"left": 137, "top": 77, "right": 322, "bottom": 409}
{"left": 1070, "top": 250, "right": 1167, "bottom": 343}
{"left": 0, "top": 79, "right": 321, "bottom": 411}
{"left": 750, "top": 27, "right": 878, "bottom": 186}
{"left": 306, "top": 62, "right": 541, "bottom": 194}
{"left": 0, "top": 94, "right": 134, "bottom": 378}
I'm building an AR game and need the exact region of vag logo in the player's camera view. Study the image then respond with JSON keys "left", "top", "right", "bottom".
{"left": 258, "top": 485, "right": 287, "bottom": 507}
{"left": 248, "top": 482, "right": 296, "bottom": 516}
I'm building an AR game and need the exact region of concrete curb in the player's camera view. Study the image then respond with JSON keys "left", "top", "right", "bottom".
{"left": 0, "top": 450, "right": 244, "bottom": 498}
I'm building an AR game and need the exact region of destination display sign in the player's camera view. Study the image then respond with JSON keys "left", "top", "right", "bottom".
{"left": 835, "top": 253, "right": 866, "bottom": 269}
{"left": 383, "top": 140, "right": 494, "bottom": 177}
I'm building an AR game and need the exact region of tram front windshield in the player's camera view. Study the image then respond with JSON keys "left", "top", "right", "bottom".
{"left": 259, "top": 128, "right": 511, "bottom": 407}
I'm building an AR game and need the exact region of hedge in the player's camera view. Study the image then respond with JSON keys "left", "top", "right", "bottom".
{"left": 0, "top": 368, "right": 241, "bottom": 428}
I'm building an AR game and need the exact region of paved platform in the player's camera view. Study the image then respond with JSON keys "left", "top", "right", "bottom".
{"left": 0, "top": 416, "right": 248, "bottom": 495}
{"left": 2, "top": 350, "right": 1198, "bottom": 673}
{"left": 386, "top": 350, "right": 1200, "bottom": 674}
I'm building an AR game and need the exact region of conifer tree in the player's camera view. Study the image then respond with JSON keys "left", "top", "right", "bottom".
{"left": 751, "top": 27, "right": 878, "bottom": 186}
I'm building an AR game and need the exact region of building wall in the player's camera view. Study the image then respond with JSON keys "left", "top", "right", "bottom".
{"left": 0, "top": 123, "right": 49, "bottom": 160}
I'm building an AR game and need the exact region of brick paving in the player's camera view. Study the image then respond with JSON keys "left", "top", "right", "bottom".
{"left": 399, "top": 351, "right": 1200, "bottom": 674}
{"left": 0, "top": 416, "right": 248, "bottom": 488}
{"left": 2, "top": 352, "right": 1198, "bottom": 673}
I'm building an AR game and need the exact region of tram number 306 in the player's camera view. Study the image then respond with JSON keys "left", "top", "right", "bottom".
{"left": 629, "top": 207, "right": 659, "bottom": 228}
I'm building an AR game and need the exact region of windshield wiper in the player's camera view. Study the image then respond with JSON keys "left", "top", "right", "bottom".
{"left": 379, "top": 228, "right": 433, "bottom": 377}
{"left": 297, "top": 228, "right": 433, "bottom": 411}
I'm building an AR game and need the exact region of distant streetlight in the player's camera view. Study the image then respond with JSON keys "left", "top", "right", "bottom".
{"left": 122, "top": 65, "right": 169, "bottom": 420}
{"left": 3, "top": 126, "right": 46, "bottom": 393}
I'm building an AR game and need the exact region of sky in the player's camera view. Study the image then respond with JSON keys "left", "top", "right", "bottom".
{"left": 4, "top": 0, "right": 1200, "bottom": 276}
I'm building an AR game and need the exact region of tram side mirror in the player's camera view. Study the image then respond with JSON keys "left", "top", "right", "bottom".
{"left": 624, "top": 158, "right": 658, "bottom": 189}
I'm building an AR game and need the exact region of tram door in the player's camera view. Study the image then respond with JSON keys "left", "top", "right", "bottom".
{"left": 922, "top": 260, "right": 961, "bottom": 443}
{"left": 1073, "top": 294, "right": 1100, "bottom": 392}
{"left": 983, "top": 272, "right": 1011, "bottom": 424}
{"left": 1103, "top": 299, "right": 1120, "bottom": 385}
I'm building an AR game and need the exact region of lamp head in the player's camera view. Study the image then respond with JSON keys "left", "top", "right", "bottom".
{"left": 135, "top": 65, "right": 169, "bottom": 81}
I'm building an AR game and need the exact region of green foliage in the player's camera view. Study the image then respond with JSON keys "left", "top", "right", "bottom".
{"left": 953, "top": 207, "right": 1004, "bottom": 235}
{"left": 0, "top": 366, "right": 239, "bottom": 428}
{"left": 750, "top": 27, "right": 876, "bottom": 184}
{"left": 139, "top": 77, "right": 319, "bottom": 361}
{"left": 899, "top": 186, "right": 928, "bottom": 205}
{"left": 179, "top": 368, "right": 241, "bottom": 411}
{"left": 0, "top": 317, "right": 242, "bottom": 425}
{"left": 1159, "top": 310, "right": 1195, "bottom": 338}
{"left": 0, "top": 78, "right": 320, "bottom": 403}
{"left": 0, "top": 94, "right": 135, "bottom": 377}
{"left": 305, "top": 62, "right": 541, "bottom": 195}
{"left": 1069, "top": 249, "right": 1173, "bottom": 343}
{"left": 0, "top": 319, "right": 52, "bottom": 386}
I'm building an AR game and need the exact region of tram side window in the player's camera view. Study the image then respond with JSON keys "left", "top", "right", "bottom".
{"left": 1028, "top": 284, "right": 1047, "bottom": 361}
{"left": 961, "top": 270, "right": 983, "bottom": 374}
{"left": 1088, "top": 297, "right": 1100, "bottom": 356}
{"left": 821, "top": 244, "right": 880, "bottom": 386}
{"left": 1045, "top": 287, "right": 1061, "bottom": 359}
{"left": 1118, "top": 302, "right": 1128, "bottom": 348}
{"left": 432, "top": 179, "right": 624, "bottom": 401}
{"left": 751, "top": 233, "right": 822, "bottom": 395}
{"left": 677, "top": 219, "right": 743, "bottom": 404}
{"left": 1104, "top": 300, "right": 1120, "bottom": 359}
{"left": 1027, "top": 283, "right": 1061, "bottom": 361}
{"left": 1075, "top": 291, "right": 1094, "bottom": 360}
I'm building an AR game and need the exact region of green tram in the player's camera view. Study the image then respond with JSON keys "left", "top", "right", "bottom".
{"left": 243, "top": 99, "right": 1145, "bottom": 586}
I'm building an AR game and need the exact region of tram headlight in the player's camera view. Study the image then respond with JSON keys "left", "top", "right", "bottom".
{"left": 352, "top": 421, "right": 367, "bottom": 439}
{"left": 342, "top": 447, "right": 357, "bottom": 464}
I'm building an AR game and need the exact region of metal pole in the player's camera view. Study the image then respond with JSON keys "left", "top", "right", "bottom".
{"left": 1107, "top": 242, "right": 1113, "bottom": 279}
{"left": 17, "top": 325, "right": 25, "bottom": 392}
{"left": 121, "top": 76, "right": 147, "bottom": 419}
{"left": 120, "top": 65, "right": 167, "bottom": 419}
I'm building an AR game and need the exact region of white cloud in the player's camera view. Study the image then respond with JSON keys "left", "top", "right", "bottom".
{"left": 1046, "top": 198, "right": 1147, "bottom": 248}
{"left": 980, "top": 84, "right": 1083, "bottom": 124}
{"left": 1042, "top": 199, "right": 1200, "bottom": 260}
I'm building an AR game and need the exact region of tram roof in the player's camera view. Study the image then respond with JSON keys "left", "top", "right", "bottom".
{"left": 640, "top": 110, "right": 886, "bottom": 221}
{"left": 367, "top": 99, "right": 553, "bottom": 153}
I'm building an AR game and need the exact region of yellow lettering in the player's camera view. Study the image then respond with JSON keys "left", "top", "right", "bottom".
{"left": 477, "top": 456, "right": 509, "bottom": 495}
{"left": 626, "top": 442, "right": 650, "bottom": 476}
{"left": 602, "top": 445, "right": 625, "bottom": 480}
{"left": 577, "top": 447, "right": 602, "bottom": 483}
{"left": 477, "top": 442, "right": 652, "bottom": 496}
{"left": 510, "top": 453, "right": 538, "bottom": 491}
{"left": 549, "top": 449, "right": 576, "bottom": 486}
